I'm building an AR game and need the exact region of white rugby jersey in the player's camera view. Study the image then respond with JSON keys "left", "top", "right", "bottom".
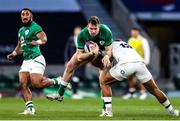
{"left": 112, "top": 40, "right": 144, "bottom": 64}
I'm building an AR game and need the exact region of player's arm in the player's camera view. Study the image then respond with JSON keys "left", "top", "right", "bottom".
{"left": 101, "top": 26, "right": 113, "bottom": 67}
{"left": 101, "top": 28, "right": 113, "bottom": 68}
{"left": 76, "top": 48, "right": 95, "bottom": 62}
{"left": 76, "top": 31, "right": 96, "bottom": 61}
{"left": 142, "top": 38, "right": 150, "bottom": 65}
{"left": 29, "top": 31, "right": 47, "bottom": 46}
{"left": 104, "top": 44, "right": 112, "bottom": 58}
{"left": 102, "top": 44, "right": 112, "bottom": 68}
{"left": 7, "top": 41, "right": 21, "bottom": 60}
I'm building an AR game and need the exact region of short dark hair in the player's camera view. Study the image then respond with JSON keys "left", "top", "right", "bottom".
{"left": 21, "top": 8, "right": 33, "bottom": 14}
{"left": 132, "top": 27, "right": 140, "bottom": 32}
{"left": 88, "top": 16, "right": 100, "bottom": 25}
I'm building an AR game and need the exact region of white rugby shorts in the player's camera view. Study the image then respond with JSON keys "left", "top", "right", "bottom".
{"left": 110, "top": 62, "right": 152, "bottom": 83}
{"left": 19, "top": 55, "right": 46, "bottom": 75}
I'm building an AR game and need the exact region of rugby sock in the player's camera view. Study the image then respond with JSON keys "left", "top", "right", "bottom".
{"left": 129, "top": 88, "right": 136, "bottom": 95}
{"left": 58, "top": 80, "right": 69, "bottom": 96}
{"left": 162, "top": 99, "right": 173, "bottom": 112}
{"left": 102, "top": 100, "right": 106, "bottom": 111}
{"left": 25, "top": 101, "right": 34, "bottom": 111}
{"left": 102, "top": 97, "right": 112, "bottom": 111}
{"left": 51, "top": 78, "right": 58, "bottom": 85}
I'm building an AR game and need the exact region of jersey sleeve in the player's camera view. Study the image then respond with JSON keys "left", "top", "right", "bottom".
{"left": 34, "top": 24, "right": 43, "bottom": 35}
{"left": 142, "top": 38, "right": 150, "bottom": 65}
{"left": 77, "top": 32, "right": 85, "bottom": 49}
{"left": 104, "top": 25, "right": 113, "bottom": 46}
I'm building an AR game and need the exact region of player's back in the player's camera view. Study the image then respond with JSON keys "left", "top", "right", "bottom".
{"left": 112, "top": 40, "right": 144, "bottom": 64}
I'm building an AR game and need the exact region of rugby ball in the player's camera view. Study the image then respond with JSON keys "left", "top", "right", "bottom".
{"left": 84, "top": 41, "right": 95, "bottom": 53}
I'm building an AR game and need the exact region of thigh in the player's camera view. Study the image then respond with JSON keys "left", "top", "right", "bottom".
{"left": 109, "top": 63, "right": 135, "bottom": 81}
{"left": 19, "top": 72, "right": 30, "bottom": 86}
{"left": 135, "top": 62, "right": 152, "bottom": 83}
{"left": 99, "top": 67, "right": 114, "bottom": 83}
{"left": 30, "top": 73, "right": 43, "bottom": 86}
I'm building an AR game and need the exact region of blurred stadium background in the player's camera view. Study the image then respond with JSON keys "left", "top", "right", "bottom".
{"left": 0, "top": 0, "right": 180, "bottom": 99}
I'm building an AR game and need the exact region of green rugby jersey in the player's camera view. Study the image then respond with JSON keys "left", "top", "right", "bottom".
{"left": 77, "top": 24, "right": 113, "bottom": 50}
{"left": 18, "top": 21, "right": 43, "bottom": 60}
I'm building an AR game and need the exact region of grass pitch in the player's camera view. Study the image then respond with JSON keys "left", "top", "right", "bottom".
{"left": 0, "top": 97, "right": 180, "bottom": 120}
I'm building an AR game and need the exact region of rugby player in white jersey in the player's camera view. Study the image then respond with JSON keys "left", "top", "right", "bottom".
{"left": 95, "top": 39, "right": 179, "bottom": 116}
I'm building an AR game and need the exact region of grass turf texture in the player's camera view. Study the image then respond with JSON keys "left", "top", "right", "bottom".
{"left": 0, "top": 97, "right": 180, "bottom": 120}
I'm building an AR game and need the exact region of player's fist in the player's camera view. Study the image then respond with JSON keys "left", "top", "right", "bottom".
{"left": 7, "top": 53, "right": 15, "bottom": 60}
{"left": 102, "top": 55, "right": 111, "bottom": 68}
{"left": 91, "top": 43, "right": 99, "bottom": 55}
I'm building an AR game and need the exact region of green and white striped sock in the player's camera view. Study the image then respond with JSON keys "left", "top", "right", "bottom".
{"left": 52, "top": 78, "right": 58, "bottom": 85}
{"left": 25, "top": 101, "right": 34, "bottom": 111}
{"left": 58, "top": 80, "right": 68, "bottom": 96}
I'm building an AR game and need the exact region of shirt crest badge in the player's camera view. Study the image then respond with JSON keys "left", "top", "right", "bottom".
{"left": 25, "top": 30, "right": 29, "bottom": 35}
{"left": 99, "top": 40, "right": 105, "bottom": 45}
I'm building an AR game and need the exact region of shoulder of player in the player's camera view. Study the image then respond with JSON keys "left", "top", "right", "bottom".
{"left": 78, "top": 27, "right": 88, "bottom": 37}
{"left": 128, "top": 37, "right": 136, "bottom": 42}
{"left": 141, "top": 37, "right": 149, "bottom": 46}
{"left": 18, "top": 27, "right": 24, "bottom": 32}
{"left": 99, "top": 24, "right": 111, "bottom": 32}
{"left": 141, "top": 36, "right": 148, "bottom": 41}
{"left": 99, "top": 24, "right": 112, "bottom": 38}
{"left": 31, "top": 21, "right": 44, "bottom": 35}
{"left": 31, "top": 21, "right": 42, "bottom": 28}
{"left": 128, "top": 37, "right": 132, "bottom": 41}
{"left": 80, "top": 26, "right": 88, "bottom": 33}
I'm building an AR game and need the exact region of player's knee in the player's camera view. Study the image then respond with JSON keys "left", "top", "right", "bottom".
{"left": 100, "top": 81, "right": 106, "bottom": 86}
{"left": 66, "top": 61, "right": 75, "bottom": 73}
{"left": 100, "top": 78, "right": 108, "bottom": 86}
{"left": 31, "top": 77, "right": 42, "bottom": 88}
{"left": 31, "top": 81, "right": 41, "bottom": 88}
{"left": 31, "top": 81, "right": 37, "bottom": 88}
{"left": 19, "top": 81, "right": 27, "bottom": 89}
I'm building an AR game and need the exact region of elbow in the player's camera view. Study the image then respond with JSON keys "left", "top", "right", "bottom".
{"left": 77, "top": 55, "right": 83, "bottom": 61}
{"left": 76, "top": 51, "right": 83, "bottom": 61}
{"left": 43, "top": 39, "right": 47, "bottom": 44}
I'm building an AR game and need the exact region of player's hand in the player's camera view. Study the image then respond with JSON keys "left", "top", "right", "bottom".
{"left": 28, "top": 40, "right": 39, "bottom": 46}
{"left": 90, "top": 43, "right": 99, "bottom": 55}
{"left": 102, "top": 55, "right": 111, "bottom": 68}
{"left": 7, "top": 53, "right": 15, "bottom": 60}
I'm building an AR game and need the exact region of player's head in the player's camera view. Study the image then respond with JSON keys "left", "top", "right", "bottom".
{"left": 21, "top": 8, "right": 33, "bottom": 26}
{"left": 87, "top": 16, "right": 100, "bottom": 37}
{"left": 74, "top": 26, "right": 81, "bottom": 36}
{"left": 131, "top": 27, "right": 140, "bottom": 38}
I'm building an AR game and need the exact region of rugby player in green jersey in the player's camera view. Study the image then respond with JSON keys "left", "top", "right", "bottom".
{"left": 7, "top": 8, "right": 63, "bottom": 115}
{"left": 47, "top": 16, "right": 113, "bottom": 117}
